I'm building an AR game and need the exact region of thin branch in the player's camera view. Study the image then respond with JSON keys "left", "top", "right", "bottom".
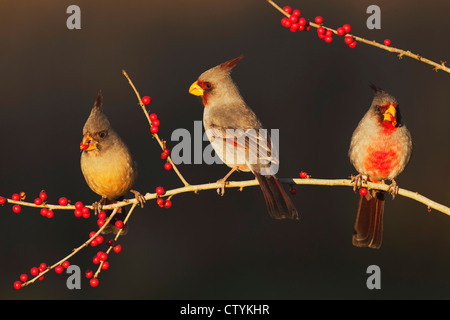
{"left": 121, "top": 70, "right": 190, "bottom": 187}
{"left": 266, "top": 0, "right": 450, "bottom": 74}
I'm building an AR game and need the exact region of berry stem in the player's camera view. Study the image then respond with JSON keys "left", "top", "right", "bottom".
{"left": 266, "top": 0, "right": 450, "bottom": 73}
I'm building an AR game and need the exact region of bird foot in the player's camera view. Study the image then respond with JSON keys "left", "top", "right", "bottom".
{"left": 130, "top": 189, "right": 146, "bottom": 208}
{"left": 92, "top": 201, "right": 103, "bottom": 216}
{"left": 350, "top": 174, "right": 368, "bottom": 192}
{"left": 387, "top": 179, "right": 399, "bottom": 199}
{"left": 216, "top": 178, "right": 228, "bottom": 196}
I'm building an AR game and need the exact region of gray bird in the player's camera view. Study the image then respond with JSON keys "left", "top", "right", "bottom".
{"left": 349, "top": 84, "right": 412, "bottom": 249}
{"left": 80, "top": 91, "right": 144, "bottom": 234}
{"left": 189, "top": 56, "right": 299, "bottom": 220}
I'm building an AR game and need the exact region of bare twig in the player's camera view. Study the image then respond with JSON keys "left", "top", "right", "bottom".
{"left": 266, "top": 0, "right": 450, "bottom": 74}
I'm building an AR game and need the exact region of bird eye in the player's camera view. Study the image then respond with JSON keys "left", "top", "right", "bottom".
{"left": 376, "top": 106, "right": 381, "bottom": 112}
{"left": 205, "top": 82, "right": 212, "bottom": 89}
{"left": 98, "top": 131, "right": 106, "bottom": 139}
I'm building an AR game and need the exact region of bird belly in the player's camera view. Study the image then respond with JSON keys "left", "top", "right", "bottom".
{"left": 362, "top": 140, "right": 401, "bottom": 181}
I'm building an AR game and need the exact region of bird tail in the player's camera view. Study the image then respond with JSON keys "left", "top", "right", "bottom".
{"left": 254, "top": 172, "right": 299, "bottom": 220}
{"left": 352, "top": 190, "right": 385, "bottom": 249}
{"left": 100, "top": 197, "right": 128, "bottom": 235}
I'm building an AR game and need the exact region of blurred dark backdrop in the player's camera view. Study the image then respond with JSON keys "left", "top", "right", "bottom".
{"left": 0, "top": 0, "right": 449, "bottom": 299}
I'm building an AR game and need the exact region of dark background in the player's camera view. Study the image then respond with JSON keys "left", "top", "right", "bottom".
{"left": 1, "top": 0, "right": 449, "bottom": 300}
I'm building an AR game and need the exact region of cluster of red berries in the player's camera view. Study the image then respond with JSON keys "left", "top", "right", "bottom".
{"left": 289, "top": 171, "right": 310, "bottom": 194}
{"left": 280, "top": 6, "right": 358, "bottom": 48}
{"left": 73, "top": 201, "right": 91, "bottom": 219}
{"left": 85, "top": 238, "right": 122, "bottom": 287}
{"left": 142, "top": 95, "right": 160, "bottom": 133}
{"left": 280, "top": 7, "right": 310, "bottom": 32}
{"left": 154, "top": 186, "right": 172, "bottom": 208}
{"left": 13, "top": 261, "right": 59, "bottom": 290}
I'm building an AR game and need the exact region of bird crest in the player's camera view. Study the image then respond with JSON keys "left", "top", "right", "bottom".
{"left": 219, "top": 56, "right": 244, "bottom": 72}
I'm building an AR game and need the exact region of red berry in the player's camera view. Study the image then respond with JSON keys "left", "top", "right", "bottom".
{"left": 12, "top": 193, "right": 20, "bottom": 201}
{"left": 40, "top": 208, "right": 48, "bottom": 217}
{"left": 142, "top": 96, "right": 152, "bottom": 105}
{"left": 315, "top": 16, "right": 323, "bottom": 24}
{"left": 82, "top": 207, "right": 90, "bottom": 219}
{"left": 113, "top": 244, "right": 122, "bottom": 253}
{"left": 299, "top": 172, "right": 308, "bottom": 179}
{"left": 163, "top": 149, "right": 170, "bottom": 155}
{"left": 98, "top": 211, "right": 106, "bottom": 220}
{"left": 284, "top": 20, "right": 292, "bottom": 28}
{"left": 152, "top": 119, "right": 160, "bottom": 127}
{"left": 324, "top": 36, "right": 333, "bottom": 43}
{"left": 30, "top": 267, "right": 39, "bottom": 276}
{"left": 164, "top": 162, "right": 172, "bottom": 171}
{"left": 359, "top": 188, "right": 368, "bottom": 196}
{"left": 155, "top": 187, "right": 164, "bottom": 195}
{"left": 39, "top": 191, "right": 47, "bottom": 201}
{"left": 156, "top": 198, "right": 164, "bottom": 207}
{"left": 292, "top": 9, "right": 301, "bottom": 16}
{"left": 325, "top": 30, "right": 332, "bottom": 37}
{"left": 150, "top": 126, "right": 159, "bottom": 133}
{"left": 38, "top": 275, "right": 44, "bottom": 281}
{"left": 384, "top": 39, "right": 391, "bottom": 46}
{"left": 85, "top": 270, "right": 93, "bottom": 278}
{"left": 305, "top": 25, "right": 311, "bottom": 31}
{"left": 0, "top": 197, "right": 5, "bottom": 205}
{"left": 92, "top": 256, "right": 100, "bottom": 264}
{"left": 283, "top": 6, "right": 292, "bottom": 14}
{"left": 298, "top": 18, "right": 306, "bottom": 26}
{"left": 281, "top": 18, "right": 289, "bottom": 27}
{"left": 95, "top": 235, "right": 103, "bottom": 244}
{"left": 97, "top": 251, "right": 108, "bottom": 261}
{"left": 161, "top": 152, "right": 168, "bottom": 159}
{"left": 90, "top": 239, "right": 98, "bottom": 247}
{"left": 74, "top": 201, "right": 83, "bottom": 210}
{"left": 97, "top": 219, "right": 105, "bottom": 227}
{"left": 349, "top": 41, "right": 357, "bottom": 48}
{"left": 34, "top": 198, "right": 42, "bottom": 205}
{"left": 337, "top": 28, "right": 345, "bottom": 36}
{"left": 14, "top": 281, "right": 22, "bottom": 290}
{"left": 101, "top": 261, "right": 109, "bottom": 270}
{"left": 115, "top": 220, "right": 123, "bottom": 229}
{"left": 344, "top": 36, "right": 354, "bottom": 44}
{"left": 89, "top": 231, "right": 96, "bottom": 238}
{"left": 298, "top": 25, "right": 305, "bottom": 31}
{"left": 342, "top": 24, "right": 351, "bottom": 33}
{"left": 62, "top": 261, "right": 70, "bottom": 268}
{"left": 39, "top": 263, "right": 47, "bottom": 271}
{"left": 46, "top": 210, "right": 54, "bottom": 219}
{"left": 106, "top": 239, "right": 114, "bottom": 247}
{"left": 317, "top": 27, "right": 325, "bottom": 35}
{"left": 90, "top": 278, "right": 99, "bottom": 287}
{"left": 290, "top": 24, "right": 299, "bottom": 32}
{"left": 19, "top": 274, "right": 28, "bottom": 282}
{"left": 74, "top": 209, "right": 83, "bottom": 217}
{"left": 12, "top": 205, "right": 21, "bottom": 213}
{"left": 149, "top": 113, "right": 158, "bottom": 121}
{"left": 58, "top": 197, "right": 68, "bottom": 206}
{"left": 290, "top": 187, "right": 297, "bottom": 195}
{"left": 164, "top": 200, "right": 172, "bottom": 208}
{"left": 289, "top": 15, "right": 298, "bottom": 23}
{"left": 55, "top": 266, "right": 64, "bottom": 274}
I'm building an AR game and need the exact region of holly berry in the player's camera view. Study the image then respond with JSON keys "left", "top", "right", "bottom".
{"left": 317, "top": 27, "right": 325, "bottom": 35}
{"left": 161, "top": 152, "right": 168, "bottom": 159}
{"left": 298, "top": 18, "right": 306, "bottom": 26}
{"left": 89, "top": 231, "right": 97, "bottom": 238}
{"left": 101, "top": 261, "right": 109, "bottom": 270}
{"left": 55, "top": 266, "right": 64, "bottom": 274}
{"left": 164, "top": 200, "right": 172, "bottom": 208}
{"left": 30, "top": 267, "right": 39, "bottom": 276}
{"left": 283, "top": 6, "right": 292, "bottom": 14}
{"left": 315, "top": 16, "right": 323, "bottom": 24}
{"left": 359, "top": 188, "right": 368, "bottom": 196}
{"left": 344, "top": 36, "right": 353, "bottom": 44}
{"left": 324, "top": 36, "right": 333, "bottom": 43}
{"left": 39, "top": 263, "right": 47, "bottom": 272}
{"left": 142, "top": 96, "right": 152, "bottom": 105}
{"left": 90, "top": 278, "right": 99, "bottom": 287}
{"left": 150, "top": 126, "right": 159, "bottom": 133}
{"left": 95, "top": 235, "right": 103, "bottom": 244}
{"left": 299, "top": 172, "right": 308, "bottom": 179}
{"left": 85, "top": 270, "right": 93, "bottom": 278}
{"left": 155, "top": 187, "right": 164, "bottom": 195}
{"left": 98, "top": 211, "right": 106, "bottom": 220}
{"left": 115, "top": 220, "right": 123, "bottom": 229}
{"left": 156, "top": 198, "right": 164, "bottom": 207}
{"left": 34, "top": 198, "right": 42, "bottom": 205}
{"left": 149, "top": 113, "right": 158, "bottom": 121}
{"left": 62, "top": 261, "right": 70, "bottom": 268}
{"left": 289, "top": 15, "right": 298, "bottom": 24}
{"left": 342, "top": 24, "right": 351, "bottom": 33}
{"left": 290, "top": 24, "right": 299, "bottom": 32}
{"left": 19, "top": 274, "right": 28, "bottom": 282}
{"left": 39, "top": 191, "right": 47, "bottom": 201}
{"left": 90, "top": 239, "right": 98, "bottom": 247}
{"left": 40, "top": 208, "right": 48, "bottom": 217}
{"left": 164, "top": 163, "right": 172, "bottom": 171}
{"left": 113, "top": 244, "right": 122, "bottom": 253}
{"left": 12, "top": 205, "right": 21, "bottom": 213}
{"left": 281, "top": 18, "right": 289, "bottom": 27}
{"left": 74, "top": 201, "right": 83, "bottom": 210}
{"left": 384, "top": 39, "right": 391, "bottom": 46}
{"left": 58, "top": 197, "right": 68, "bottom": 206}
{"left": 349, "top": 41, "right": 357, "bottom": 48}
{"left": 92, "top": 256, "right": 100, "bottom": 264}
{"left": 97, "top": 251, "right": 108, "bottom": 261}
{"left": 0, "top": 197, "right": 5, "bottom": 205}
{"left": 14, "top": 281, "right": 22, "bottom": 290}
{"left": 46, "top": 210, "right": 54, "bottom": 219}
{"left": 337, "top": 27, "right": 345, "bottom": 36}
{"left": 292, "top": 9, "right": 301, "bottom": 16}
{"left": 74, "top": 209, "right": 83, "bottom": 217}
{"left": 106, "top": 239, "right": 114, "bottom": 247}
{"left": 290, "top": 187, "right": 297, "bottom": 195}
{"left": 152, "top": 119, "right": 160, "bottom": 127}
{"left": 82, "top": 207, "right": 90, "bottom": 219}
{"left": 97, "top": 219, "right": 105, "bottom": 227}
{"left": 12, "top": 193, "right": 20, "bottom": 201}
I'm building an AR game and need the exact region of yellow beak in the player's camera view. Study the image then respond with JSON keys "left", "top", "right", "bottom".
{"left": 383, "top": 105, "right": 397, "bottom": 126}
{"left": 80, "top": 133, "right": 98, "bottom": 151}
{"left": 189, "top": 81, "right": 204, "bottom": 96}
